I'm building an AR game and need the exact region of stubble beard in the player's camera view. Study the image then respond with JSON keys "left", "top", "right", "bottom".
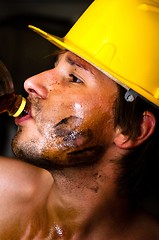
{"left": 11, "top": 127, "right": 52, "bottom": 170}
{"left": 12, "top": 128, "right": 105, "bottom": 172}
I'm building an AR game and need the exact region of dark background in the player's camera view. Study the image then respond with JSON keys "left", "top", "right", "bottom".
{"left": 0, "top": 0, "right": 93, "bottom": 156}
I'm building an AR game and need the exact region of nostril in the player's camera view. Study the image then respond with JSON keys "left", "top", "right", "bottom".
{"left": 27, "top": 86, "right": 47, "bottom": 99}
{"left": 24, "top": 76, "right": 48, "bottom": 99}
{"left": 28, "top": 88, "right": 37, "bottom": 94}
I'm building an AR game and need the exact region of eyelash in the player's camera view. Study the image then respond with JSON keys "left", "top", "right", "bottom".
{"left": 69, "top": 74, "right": 83, "bottom": 83}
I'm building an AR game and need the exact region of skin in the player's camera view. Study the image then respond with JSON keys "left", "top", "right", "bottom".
{"left": 0, "top": 156, "right": 53, "bottom": 239}
{"left": 0, "top": 51, "right": 159, "bottom": 239}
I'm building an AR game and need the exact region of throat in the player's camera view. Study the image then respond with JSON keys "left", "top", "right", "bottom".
{"left": 47, "top": 165, "right": 124, "bottom": 239}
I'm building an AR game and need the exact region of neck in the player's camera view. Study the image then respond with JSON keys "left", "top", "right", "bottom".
{"left": 47, "top": 161, "right": 133, "bottom": 239}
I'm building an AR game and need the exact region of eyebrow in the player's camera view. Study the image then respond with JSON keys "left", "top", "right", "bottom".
{"left": 54, "top": 50, "right": 94, "bottom": 74}
{"left": 66, "top": 55, "right": 90, "bottom": 72}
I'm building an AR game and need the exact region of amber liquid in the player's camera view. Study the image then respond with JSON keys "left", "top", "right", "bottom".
{"left": 0, "top": 92, "right": 23, "bottom": 116}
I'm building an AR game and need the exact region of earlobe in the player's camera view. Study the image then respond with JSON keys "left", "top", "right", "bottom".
{"left": 114, "top": 111, "right": 156, "bottom": 150}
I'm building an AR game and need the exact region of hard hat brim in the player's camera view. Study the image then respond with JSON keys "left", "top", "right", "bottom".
{"left": 29, "top": 25, "right": 66, "bottom": 51}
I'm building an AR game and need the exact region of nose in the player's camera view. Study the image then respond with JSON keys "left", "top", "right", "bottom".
{"left": 24, "top": 71, "right": 48, "bottom": 99}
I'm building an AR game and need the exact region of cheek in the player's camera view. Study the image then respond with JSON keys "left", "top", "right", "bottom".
{"left": 83, "top": 94, "right": 116, "bottom": 143}
{"left": 42, "top": 102, "right": 113, "bottom": 150}
{"left": 34, "top": 92, "right": 115, "bottom": 156}
{"left": 38, "top": 115, "right": 88, "bottom": 150}
{"left": 45, "top": 92, "right": 113, "bottom": 133}
{"left": 39, "top": 110, "right": 115, "bottom": 166}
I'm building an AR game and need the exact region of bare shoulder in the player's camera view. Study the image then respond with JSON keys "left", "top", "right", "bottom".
{"left": 0, "top": 156, "right": 53, "bottom": 207}
{"left": 0, "top": 156, "right": 53, "bottom": 201}
{"left": 0, "top": 156, "right": 53, "bottom": 238}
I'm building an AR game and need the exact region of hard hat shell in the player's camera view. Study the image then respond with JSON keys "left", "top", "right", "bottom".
{"left": 29, "top": 0, "right": 159, "bottom": 107}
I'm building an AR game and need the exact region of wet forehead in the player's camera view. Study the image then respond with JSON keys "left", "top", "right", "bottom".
{"left": 58, "top": 51, "right": 102, "bottom": 76}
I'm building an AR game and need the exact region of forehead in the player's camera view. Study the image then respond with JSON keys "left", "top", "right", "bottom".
{"left": 57, "top": 51, "right": 105, "bottom": 76}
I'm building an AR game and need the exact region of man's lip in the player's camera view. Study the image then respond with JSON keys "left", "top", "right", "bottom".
{"left": 14, "top": 99, "right": 32, "bottom": 125}
{"left": 15, "top": 113, "right": 32, "bottom": 125}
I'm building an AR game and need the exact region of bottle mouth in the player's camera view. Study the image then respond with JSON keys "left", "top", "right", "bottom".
{"left": 16, "top": 98, "right": 31, "bottom": 118}
{"left": 12, "top": 97, "right": 26, "bottom": 117}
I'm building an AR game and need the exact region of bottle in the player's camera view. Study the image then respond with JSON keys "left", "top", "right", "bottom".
{"left": 0, "top": 60, "right": 26, "bottom": 117}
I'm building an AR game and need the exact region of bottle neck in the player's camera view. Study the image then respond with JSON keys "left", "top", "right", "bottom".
{"left": 8, "top": 94, "right": 26, "bottom": 117}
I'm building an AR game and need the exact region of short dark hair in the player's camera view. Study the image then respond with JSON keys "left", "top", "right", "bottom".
{"left": 114, "top": 85, "right": 159, "bottom": 203}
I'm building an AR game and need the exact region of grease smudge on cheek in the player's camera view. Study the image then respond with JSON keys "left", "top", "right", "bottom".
{"left": 54, "top": 116, "right": 86, "bottom": 148}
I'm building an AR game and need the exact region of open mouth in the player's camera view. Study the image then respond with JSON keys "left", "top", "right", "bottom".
{"left": 15, "top": 99, "right": 32, "bottom": 124}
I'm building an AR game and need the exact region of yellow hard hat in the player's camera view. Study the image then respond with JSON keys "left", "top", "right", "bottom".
{"left": 29, "top": 0, "right": 159, "bottom": 107}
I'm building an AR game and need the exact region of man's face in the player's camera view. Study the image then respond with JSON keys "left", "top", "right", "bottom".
{"left": 12, "top": 51, "right": 118, "bottom": 169}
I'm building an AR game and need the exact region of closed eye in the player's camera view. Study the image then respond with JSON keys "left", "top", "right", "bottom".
{"left": 69, "top": 74, "right": 83, "bottom": 83}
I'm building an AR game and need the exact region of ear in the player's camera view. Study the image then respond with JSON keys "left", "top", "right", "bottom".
{"left": 114, "top": 111, "right": 156, "bottom": 150}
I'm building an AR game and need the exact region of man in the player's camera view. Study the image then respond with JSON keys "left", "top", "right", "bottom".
{"left": 1, "top": 0, "right": 159, "bottom": 239}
